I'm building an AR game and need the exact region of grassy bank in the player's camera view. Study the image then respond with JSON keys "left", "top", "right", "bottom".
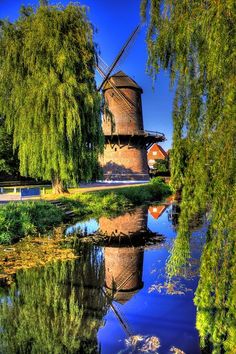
{"left": 0, "top": 178, "right": 171, "bottom": 245}
{"left": 60, "top": 177, "right": 171, "bottom": 217}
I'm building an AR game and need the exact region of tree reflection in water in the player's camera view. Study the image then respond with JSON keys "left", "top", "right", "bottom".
{"left": 1, "top": 202, "right": 234, "bottom": 353}
{"left": 0, "top": 243, "right": 107, "bottom": 354}
{"left": 166, "top": 202, "right": 236, "bottom": 353}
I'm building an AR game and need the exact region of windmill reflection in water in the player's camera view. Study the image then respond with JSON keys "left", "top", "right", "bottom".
{"left": 67, "top": 205, "right": 168, "bottom": 339}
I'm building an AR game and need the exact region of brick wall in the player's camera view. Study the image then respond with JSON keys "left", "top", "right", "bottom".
{"left": 100, "top": 142, "right": 149, "bottom": 180}
{"left": 99, "top": 208, "right": 147, "bottom": 236}
{"left": 100, "top": 141, "right": 149, "bottom": 180}
{"left": 103, "top": 87, "right": 143, "bottom": 135}
{"left": 104, "top": 247, "right": 144, "bottom": 294}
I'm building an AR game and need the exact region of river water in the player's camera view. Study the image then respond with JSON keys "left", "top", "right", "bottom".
{"left": 0, "top": 204, "right": 206, "bottom": 354}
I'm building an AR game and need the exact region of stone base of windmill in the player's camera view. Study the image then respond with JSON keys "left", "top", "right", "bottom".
{"left": 100, "top": 144, "right": 150, "bottom": 182}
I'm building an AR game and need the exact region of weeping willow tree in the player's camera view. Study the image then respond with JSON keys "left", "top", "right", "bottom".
{"left": 0, "top": 244, "right": 107, "bottom": 353}
{"left": 142, "top": 1, "right": 236, "bottom": 352}
{"left": 0, "top": 2, "right": 103, "bottom": 193}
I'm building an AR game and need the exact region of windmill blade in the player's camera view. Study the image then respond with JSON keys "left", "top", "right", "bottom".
{"left": 97, "top": 25, "right": 140, "bottom": 92}
{"left": 97, "top": 59, "right": 134, "bottom": 110}
{"left": 97, "top": 55, "right": 110, "bottom": 77}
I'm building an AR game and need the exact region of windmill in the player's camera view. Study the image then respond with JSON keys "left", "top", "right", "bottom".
{"left": 96, "top": 26, "right": 166, "bottom": 181}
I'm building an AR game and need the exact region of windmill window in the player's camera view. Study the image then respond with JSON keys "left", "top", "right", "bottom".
{"left": 114, "top": 148, "right": 117, "bottom": 151}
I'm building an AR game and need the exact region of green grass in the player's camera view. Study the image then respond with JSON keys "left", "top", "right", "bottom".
{"left": 60, "top": 191, "right": 131, "bottom": 218}
{"left": 60, "top": 177, "right": 172, "bottom": 217}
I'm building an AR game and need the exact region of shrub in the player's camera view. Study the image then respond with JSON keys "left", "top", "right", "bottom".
{"left": 0, "top": 202, "right": 64, "bottom": 245}
{"left": 148, "top": 177, "right": 172, "bottom": 199}
{"left": 153, "top": 159, "right": 169, "bottom": 172}
{"left": 61, "top": 192, "right": 131, "bottom": 217}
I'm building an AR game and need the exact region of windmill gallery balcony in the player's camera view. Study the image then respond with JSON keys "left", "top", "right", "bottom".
{"left": 103, "top": 130, "right": 166, "bottom": 150}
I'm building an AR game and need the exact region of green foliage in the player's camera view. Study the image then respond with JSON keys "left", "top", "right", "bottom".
{"left": 0, "top": 202, "right": 64, "bottom": 244}
{"left": 112, "top": 179, "right": 171, "bottom": 204}
{"left": 142, "top": 0, "right": 236, "bottom": 351}
{"left": 0, "top": 245, "right": 107, "bottom": 353}
{"left": 61, "top": 191, "right": 131, "bottom": 218}
{"left": 0, "top": 118, "right": 19, "bottom": 176}
{"left": 194, "top": 212, "right": 236, "bottom": 354}
{"left": 153, "top": 159, "right": 169, "bottom": 173}
{"left": 116, "top": 186, "right": 153, "bottom": 204}
{"left": 148, "top": 176, "right": 171, "bottom": 196}
{"left": 0, "top": 3, "right": 103, "bottom": 188}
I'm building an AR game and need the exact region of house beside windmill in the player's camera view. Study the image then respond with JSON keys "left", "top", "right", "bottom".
{"left": 147, "top": 144, "right": 168, "bottom": 169}
{"left": 147, "top": 144, "right": 168, "bottom": 170}
{"left": 100, "top": 71, "right": 165, "bottom": 181}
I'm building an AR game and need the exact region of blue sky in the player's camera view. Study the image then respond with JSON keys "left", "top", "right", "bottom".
{"left": 0, "top": 0, "right": 174, "bottom": 150}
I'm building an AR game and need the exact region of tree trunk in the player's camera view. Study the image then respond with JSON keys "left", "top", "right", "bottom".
{"left": 174, "top": 188, "right": 182, "bottom": 203}
{"left": 52, "top": 177, "right": 69, "bottom": 194}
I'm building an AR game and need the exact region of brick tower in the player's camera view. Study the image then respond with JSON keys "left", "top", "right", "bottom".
{"left": 104, "top": 246, "right": 144, "bottom": 304}
{"left": 101, "top": 208, "right": 147, "bottom": 303}
{"left": 100, "top": 71, "right": 165, "bottom": 181}
{"left": 95, "top": 207, "right": 164, "bottom": 303}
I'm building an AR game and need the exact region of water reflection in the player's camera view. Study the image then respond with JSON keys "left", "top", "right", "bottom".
{"left": 0, "top": 244, "right": 107, "bottom": 354}
{"left": 148, "top": 205, "right": 167, "bottom": 220}
{"left": 90, "top": 207, "right": 164, "bottom": 304}
{"left": 0, "top": 204, "right": 204, "bottom": 354}
{"left": 105, "top": 247, "right": 144, "bottom": 303}
{"left": 99, "top": 207, "right": 148, "bottom": 238}
{"left": 69, "top": 207, "right": 166, "bottom": 247}
{"left": 66, "top": 219, "right": 99, "bottom": 236}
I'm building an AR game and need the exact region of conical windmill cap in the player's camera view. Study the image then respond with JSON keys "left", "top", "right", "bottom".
{"left": 103, "top": 70, "right": 143, "bottom": 92}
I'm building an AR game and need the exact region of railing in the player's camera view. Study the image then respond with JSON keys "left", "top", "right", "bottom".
{"left": 144, "top": 130, "right": 165, "bottom": 138}
{"left": 104, "top": 129, "right": 165, "bottom": 139}
{"left": 0, "top": 184, "right": 51, "bottom": 194}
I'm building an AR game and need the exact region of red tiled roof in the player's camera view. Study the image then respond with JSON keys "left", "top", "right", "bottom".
{"left": 148, "top": 144, "right": 168, "bottom": 158}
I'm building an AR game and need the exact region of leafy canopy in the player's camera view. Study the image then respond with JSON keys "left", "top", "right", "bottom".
{"left": 0, "top": 3, "right": 103, "bottom": 187}
{"left": 142, "top": 1, "right": 236, "bottom": 352}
